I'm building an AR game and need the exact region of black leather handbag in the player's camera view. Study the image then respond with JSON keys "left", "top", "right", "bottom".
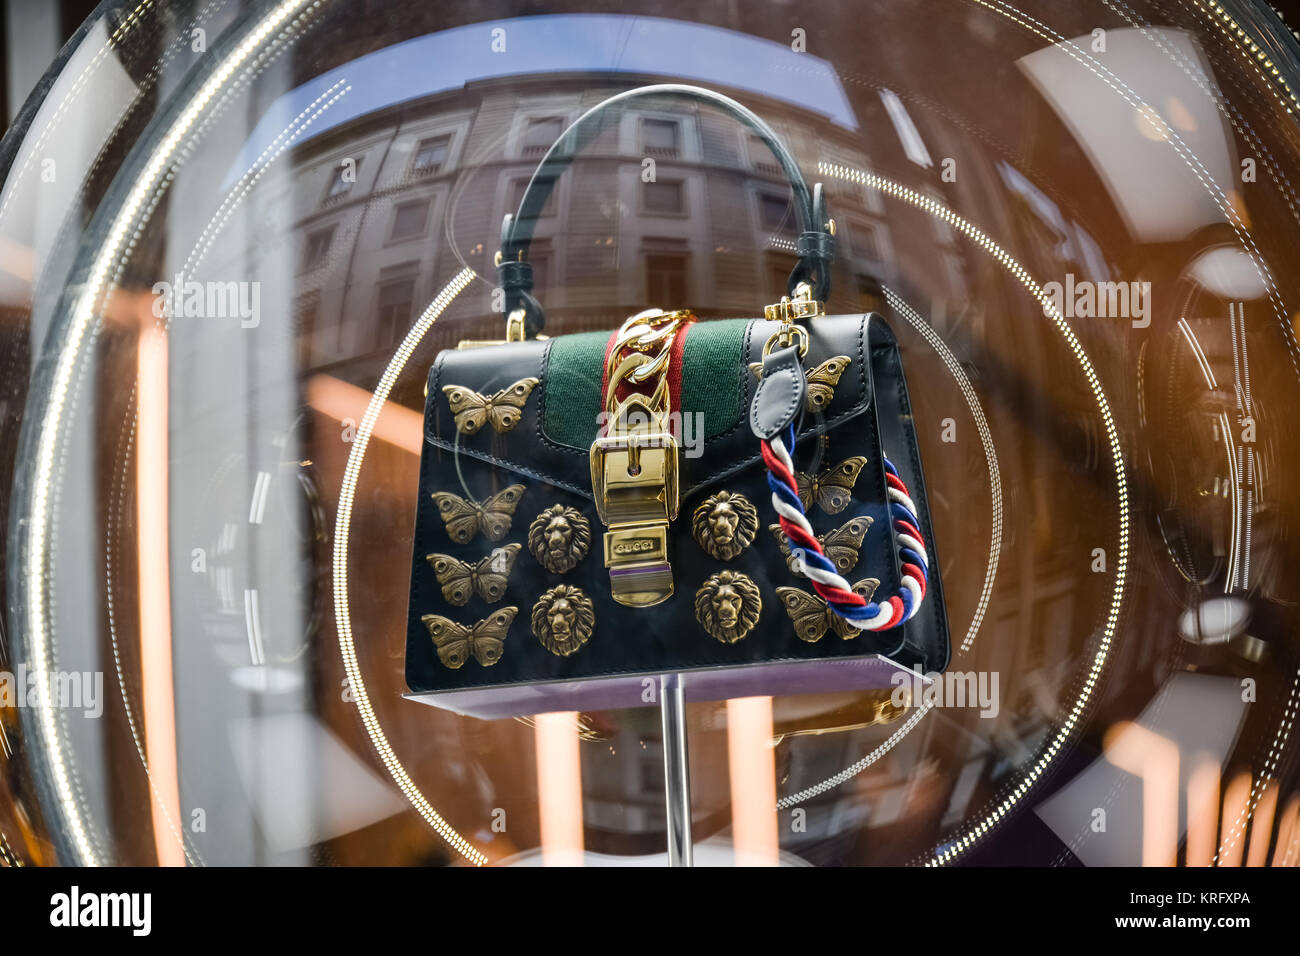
{"left": 404, "top": 85, "right": 948, "bottom": 714}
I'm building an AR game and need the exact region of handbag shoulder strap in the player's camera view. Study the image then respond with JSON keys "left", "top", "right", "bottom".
{"left": 497, "top": 83, "right": 834, "bottom": 337}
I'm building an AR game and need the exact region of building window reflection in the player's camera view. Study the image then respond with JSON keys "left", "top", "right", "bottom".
{"left": 302, "top": 225, "right": 335, "bottom": 271}
{"left": 765, "top": 250, "right": 797, "bottom": 300}
{"left": 641, "top": 118, "right": 680, "bottom": 159}
{"left": 529, "top": 240, "right": 552, "bottom": 296}
{"left": 411, "top": 134, "right": 451, "bottom": 176}
{"left": 643, "top": 178, "right": 685, "bottom": 216}
{"left": 848, "top": 219, "right": 881, "bottom": 261}
{"left": 759, "top": 192, "right": 793, "bottom": 233}
{"left": 510, "top": 178, "right": 557, "bottom": 217}
{"left": 295, "top": 291, "right": 320, "bottom": 367}
{"left": 389, "top": 199, "right": 431, "bottom": 242}
{"left": 748, "top": 134, "right": 781, "bottom": 177}
{"left": 522, "top": 117, "right": 564, "bottom": 157}
{"left": 324, "top": 159, "right": 359, "bottom": 203}
{"left": 856, "top": 274, "right": 885, "bottom": 313}
{"left": 375, "top": 272, "right": 416, "bottom": 348}
{"left": 646, "top": 252, "right": 688, "bottom": 307}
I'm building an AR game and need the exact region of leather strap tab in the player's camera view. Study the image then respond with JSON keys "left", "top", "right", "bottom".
{"left": 497, "top": 215, "right": 545, "bottom": 338}
{"left": 796, "top": 231, "right": 835, "bottom": 262}
{"left": 750, "top": 345, "right": 807, "bottom": 439}
{"left": 497, "top": 258, "right": 533, "bottom": 291}
{"left": 787, "top": 183, "right": 833, "bottom": 302}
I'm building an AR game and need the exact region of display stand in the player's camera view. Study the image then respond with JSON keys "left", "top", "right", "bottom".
{"left": 406, "top": 656, "right": 928, "bottom": 866}
{"left": 659, "top": 674, "right": 693, "bottom": 866}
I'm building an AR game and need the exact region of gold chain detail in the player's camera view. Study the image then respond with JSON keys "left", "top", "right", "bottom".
{"left": 603, "top": 308, "right": 691, "bottom": 411}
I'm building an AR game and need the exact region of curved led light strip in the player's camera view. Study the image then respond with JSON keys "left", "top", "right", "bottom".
{"left": 1191, "top": 0, "right": 1300, "bottom": 116}
{"left": 18, "top": 0, "right": 325, "bottom": 867}
{"left": 330, "top": 267, "right": 487, "bottom": 867}
{"left": 818, "top": 162, "right": 1131, "bottom": 867}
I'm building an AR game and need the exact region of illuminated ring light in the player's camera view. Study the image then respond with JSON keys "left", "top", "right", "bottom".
{"left": 818, "top": 163, "right": 1131, "bottom": 866}
{"left": 13, "top": 0, "right": 329, "bottom": 867}
{"left": 775, "top": 283, "right": 1002, "bottom": 809}
{"left": 331, "top": 267, "right": 487, "bottom": 866}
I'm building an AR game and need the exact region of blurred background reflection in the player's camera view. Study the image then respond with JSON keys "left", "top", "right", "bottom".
{"left": 0, "top": 0, "right": 1299, "bottom": 866}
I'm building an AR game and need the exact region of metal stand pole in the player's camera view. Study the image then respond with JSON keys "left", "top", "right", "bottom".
{"left": 659, "top": 674, "right": 693, "bottom": 866}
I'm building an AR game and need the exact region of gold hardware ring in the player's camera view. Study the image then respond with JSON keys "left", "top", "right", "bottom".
{"left": 762, "top": 323, "right": 810, "bottom": 360}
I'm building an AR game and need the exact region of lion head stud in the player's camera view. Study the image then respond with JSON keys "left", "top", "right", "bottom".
{"left": 694, "top": 570, "right": 762, "bottom": 644}
{"left": 691, "top": 490, "right": 758, "bottom": 561}
{"left": 531, "top": 584, "right": 596, "bottom": 657}
{"left": 527, "top": 505, "right": 591, "bottom": 574}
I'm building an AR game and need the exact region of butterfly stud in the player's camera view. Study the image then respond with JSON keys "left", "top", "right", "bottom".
{"left": 776, "top": 579, "right": 879, "bottom": 642}
{"left": 769, "top": 515, "right": 872, "bottom": 575}
{"left": 443, "top": 377, "right": 540, "bottom": 435}
{"left": 750, "top": 355, "right": 851, "bottom": 413}
{"left": 431, "top": 484, "right": 525, "bottom": 543}
{"left": 421, "top": 606, "right": 518, "bottom": 669}
{"left": 426, "top": 543, "right": 521, "bottom": 606}
{"left": 795, "top": 456, "right": 868, "bottom": 515}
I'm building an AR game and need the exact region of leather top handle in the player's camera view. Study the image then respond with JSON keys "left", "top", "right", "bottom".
{"left": 497, "top": 83, "right": 835, "bottom": 337}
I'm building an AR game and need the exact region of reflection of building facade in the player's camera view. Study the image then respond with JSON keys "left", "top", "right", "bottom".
{"left": 277, "top": 76, "right": 927, "bottom": 376}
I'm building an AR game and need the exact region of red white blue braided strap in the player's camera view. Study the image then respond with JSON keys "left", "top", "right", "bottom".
{"left": 762, "top": 424, "right": 928, "bottom": 631}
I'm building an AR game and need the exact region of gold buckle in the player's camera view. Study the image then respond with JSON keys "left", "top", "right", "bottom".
{"left": 763, "top": 281, "right": 825, "bottom": 323}
{"left": 589, "top": 308, "right": 690, "bottom": 607}
{"left": 590, "top": 393, "right": 680, "bottom": 607}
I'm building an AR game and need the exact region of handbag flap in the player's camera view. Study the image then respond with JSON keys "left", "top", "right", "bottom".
{"left": 425, "top": 315, "right": 875, "bottom": 501}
